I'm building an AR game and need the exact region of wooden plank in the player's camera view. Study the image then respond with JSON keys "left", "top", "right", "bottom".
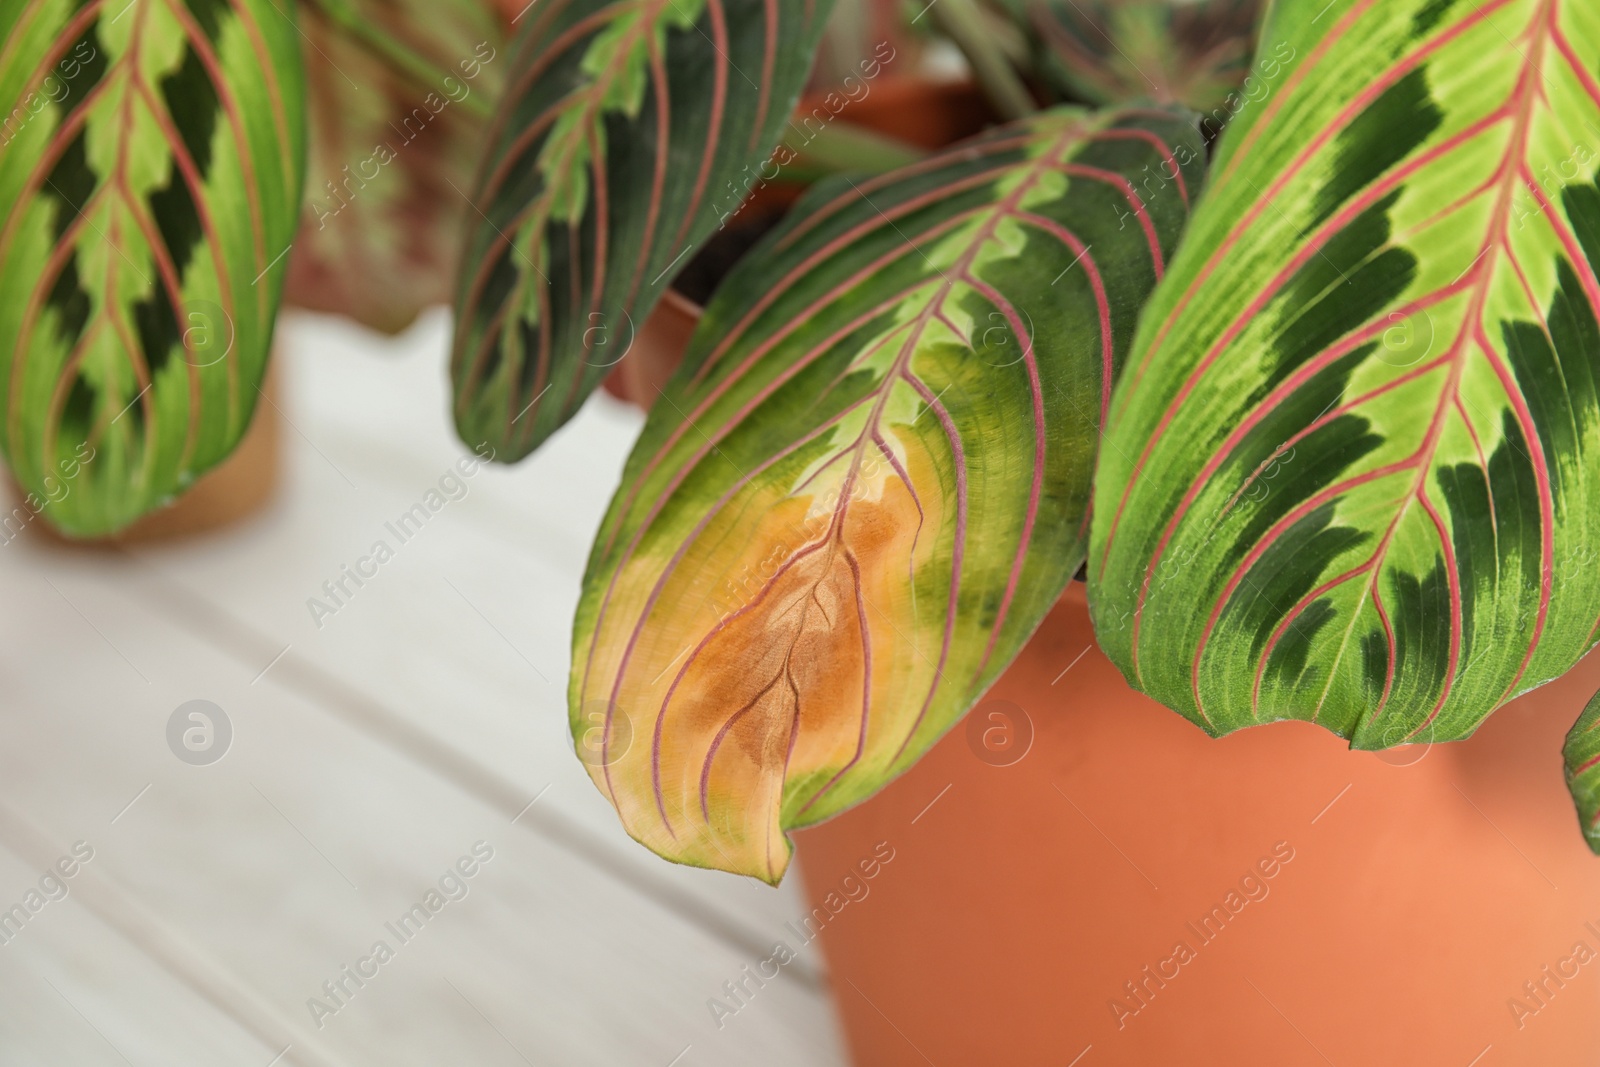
{"left": 83, "top": 310, "right": 832, "bottom": 979}
{"left": 0, "top": 559, "right": 845, "bottom": 1066}
{"left": 0, "top": 841, "right": 293, "bottom": 1067}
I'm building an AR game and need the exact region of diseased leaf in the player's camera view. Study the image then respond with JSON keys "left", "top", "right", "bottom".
{"left": 1028, "top": 0, "right": 1264, "bottom": 118}
{"left": 0, "top": 0, "right": 306, "bottom": 536}
{"left": 1565, "top": 686, "right": 1600, "bottom": 852}
{"left": 1090, "top": 0, "right": 1600, "bottom": 749}
{"left": 573, "top": 108, "right": 1206, "bottom": 881}
{"left": 284, "top": 0, "right": 508, "bottom": 334}
{"left": 450, "top": 0, "right": 834, "bottom": 461}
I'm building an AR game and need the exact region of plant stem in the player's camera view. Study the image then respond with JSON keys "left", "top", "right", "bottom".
{"left": 299, "top": 0, "right": 494, "bottom": 121}
{"left": 929, "top": 0, "right": 1036, "bottom": 121}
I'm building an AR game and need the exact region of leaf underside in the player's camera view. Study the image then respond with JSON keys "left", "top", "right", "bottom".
{"left": 574, "top": 108, "right": 1206, "bottom": 882}
{"left": 1090, "top": 0, "right": 1600, "bottom": 750}
{"left": 449, "top": 0, "right": 833, "bottom": 461}
{"left": 0, "top": 0, "right": 306, "bottom": 536}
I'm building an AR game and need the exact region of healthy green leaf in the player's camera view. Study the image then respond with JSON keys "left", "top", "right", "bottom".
{"left": 285, "top": 0, "right": 508, "bottom": 334}
{"left": 1565, "top": 685, "right": 1600, "bottom": 852}
{"left": 1090, "top": 0, "right": 1600, "bottom": 749}
{"left": 450, "top": 0, "right": 834, "bottom": 461}
{"left": 0, "top": 0, "right": 306, "bottom": 536}
{"left": 573, "top": 107, "right": 1206, "bottom": 881}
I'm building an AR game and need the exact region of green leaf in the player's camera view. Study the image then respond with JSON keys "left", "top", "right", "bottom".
{"left": 450, "top": 0, "right": 835, "bottom": 461}
{"left": 1565, "top": 686, "right": 1600, "bottom": 852}
{"left": 573, "top": 107, "right": 1206, "bottom": 881}
{"left": 1028, "top": 0, "right": 1264, "bottom": 118}
{"left": 0, "top": 0, "right": 306, "bottom": 537}
{"left": 285, "top": 0, "right": 508, "bottom": 334}
{"left": 1090, "top": 0, "right": 1600, "bottom": 750}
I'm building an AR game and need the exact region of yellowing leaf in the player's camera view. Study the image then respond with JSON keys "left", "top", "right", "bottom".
{"left": 573, "top": 108, "right": 1207, "bottom": 881}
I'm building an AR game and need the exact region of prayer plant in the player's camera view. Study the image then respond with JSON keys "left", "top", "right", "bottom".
{"left": 6, "top": 0, "right": 1600, "bottom": 882}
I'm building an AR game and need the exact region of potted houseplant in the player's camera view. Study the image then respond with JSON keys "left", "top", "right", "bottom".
{"left": 6, "top": 0, "right": 1600, "bottom": 1060}
{"left": 0, "top": 0, "right": 527, "bottom": 539}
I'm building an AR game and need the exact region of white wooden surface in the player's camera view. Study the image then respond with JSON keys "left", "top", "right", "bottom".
{"left": 0, "top": 310, "right": 848, "bottom": 1067}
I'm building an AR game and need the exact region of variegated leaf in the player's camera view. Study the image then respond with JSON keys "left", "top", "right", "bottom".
{"left": 1565, "top": 686, "right": 1600, "bottom": 852}
{"left": 1029, "top": 0, "right": 1264, "bottom": 118}
{"left": 0, "top": 0, "right": 306, "bottom": 536}
{"left": 1091, "top": 0, "right": 1600, "bottom": 748}
{"left": 574, "top": 108, "right": 1206, "bottom": 881}
{"left": 450, "top": 0, "right": 834, "bottom": 461}
{"left": 284, "top": 0, "right": 507, "bottom": 334}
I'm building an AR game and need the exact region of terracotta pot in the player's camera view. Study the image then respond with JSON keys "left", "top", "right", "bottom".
{"left": 834, "top": 76, "right": 997, "bottom": 150}
{"left": 601, "top": 289, "right": 703, "bottom": 407}
{"left": 794, "top": 581, "right": 1600, "bottom": 1066}
{"left": 18, "top": 360, "right": 283, "bottom": 544}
